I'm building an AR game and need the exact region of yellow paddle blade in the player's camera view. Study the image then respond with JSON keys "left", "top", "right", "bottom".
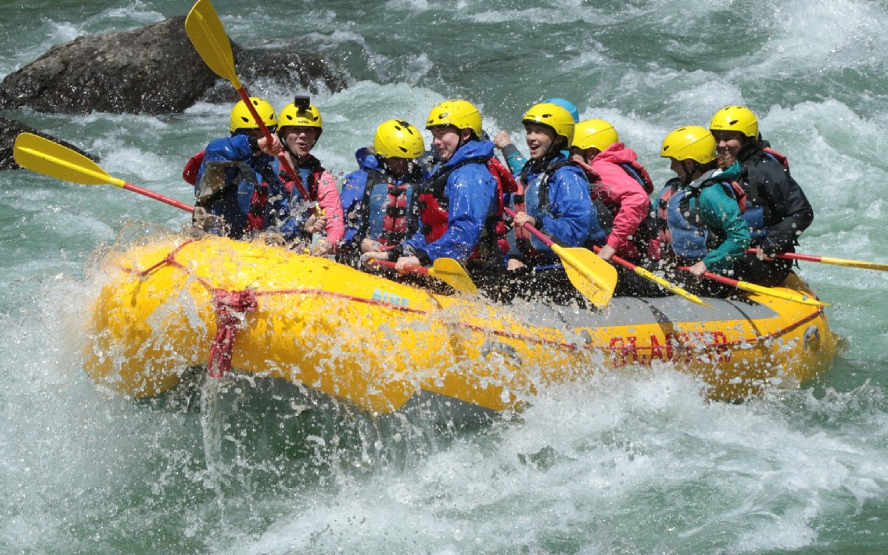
{"left": 13, "top": 133, "right": 124, "bottom": 188}
{"left": 633, "top": 266, "right": 713, "bottom": 309}
{"left": 185, "top": 0, "right": 242, "bottom": 88}
{"left": 817, "top": 256, "right": 888, "bottom": 272}
{"left": 551, "top": 245, "right": 617, "bottom": 307}
{"left": 429, "top": 258, "right": 478, "bottom": 294}
{"left": 735, "top": 280, "right": 829, "bottom": 307}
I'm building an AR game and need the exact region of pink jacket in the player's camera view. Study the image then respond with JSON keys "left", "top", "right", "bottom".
{"left": 588, "top": 143, "right": 652, "bottom": 260}
{"left": 315, "top": 169, "right": 345, "bottom": 246}
{"left": 280, "top": 161, "right": 345, "bottom": 249}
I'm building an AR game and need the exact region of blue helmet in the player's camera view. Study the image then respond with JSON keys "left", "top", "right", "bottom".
{"left": 543, "top": 97, "right": 579, "bottom": 123}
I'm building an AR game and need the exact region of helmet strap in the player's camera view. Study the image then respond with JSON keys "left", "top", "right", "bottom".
{"left": 282, "top": 138, "right": 298, "bottom": 161}
{"left": 455, "top": 127, "right": 474, "bottom": 152}
{"left": 680, "top": 159, "right": 699, "bottom": 186}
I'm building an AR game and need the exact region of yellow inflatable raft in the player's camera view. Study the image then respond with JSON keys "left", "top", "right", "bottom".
{"left": 84, "top": 235, "right": 839, "bottom": 413}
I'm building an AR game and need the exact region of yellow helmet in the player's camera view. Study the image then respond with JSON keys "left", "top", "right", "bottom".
{"left": 660, "top": 126, "right": 716, "bottom": 164}
{"left": 425, "top": 99, "right": 482, "bottom": 136}
{"left": 374, "top": 119, "right": 425, "bottom": 159}
{"left": 278, "top": 101, "right": 323, "bottom": 136}
{"left": 229, "top": 97, "right": 277, "bottom": 133}
{"left": 572, "top": 119, "right": 619, "bottom": 152}
{"left": 709, "top": 105, "right": 758, "bottom": 138}
{"left": 522, "top": 102, "right": 575, "bottom": 145}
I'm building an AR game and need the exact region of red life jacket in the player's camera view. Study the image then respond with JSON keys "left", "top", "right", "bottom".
{"left": 183, "top": 150, "right": 204, "bottom": 186}
{"left": 510, "top": 176, "right": 542, "bottom": 258}
{"left": 762, "top": 146, "right": 790, "bottom": 170}
{"left": 278, "top": 156, "right": 325, "bottom": 201}
{"left": 360, "top": 170, "right": 417, "bottom": 247}
{"left": 418, "top": 179, "right": 449, "bottom": 244}
{"left": 418, "top": 156, "right": 506, "bottom": 259}
{"left": 380, "top": 184, "right": 411, "bottom": 246}
{"left": 487, "top": 157, "right": 518, "bottom": 254}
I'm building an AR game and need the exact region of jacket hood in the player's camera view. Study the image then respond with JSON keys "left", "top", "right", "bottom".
{"left": 689, "top": 161, "right": 742, "bottom": 189}
{"left": 711, "top": 161, "right": 743, "bottom": 181}
{"left": 595, "top": 143, "right": 637, "bottom": 165}
{"left": 354, "top": 147, "right": 381, "bottom": 172}
{"left": 443, "top": 139, "right": 494, "bottom": 169}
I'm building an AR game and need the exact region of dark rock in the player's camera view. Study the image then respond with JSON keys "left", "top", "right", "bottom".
{"left": 0, "top": 17, "right": 215, "bottom": 115}
{"left": 179, "top": 43, "right": 349, "bottom": 104}
{"left": 0, "top": 116, "right": 97, "bottom": 171}
{"left": 0, "top": 17, "right": 348, "bottom": 115}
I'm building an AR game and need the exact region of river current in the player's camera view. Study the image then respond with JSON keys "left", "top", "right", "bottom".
{"left": 1, "top": 0, "right": 887, "bottom": 553}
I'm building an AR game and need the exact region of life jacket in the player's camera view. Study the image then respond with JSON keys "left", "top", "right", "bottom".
{"left": 619, "top": 161, "right": 656, "bottom": 194}
{"left": 417, "top": 156, "right": 503, "bottom": 259}
{"left": 512, "top": 160, "right": 609, "bottom": 258}
{"left": 487, "top": 157, "right": 518, "bottom": 254}
{"left": 245, "top": 161, "right": 279, "bottom": 232}
{"left": 278, "top": 156, "right": 325, "bottom": 202}
{"left": 762, "top": 146, "right": 790, "bottom": 170}
{"left": 183, "top": 150, "right": 204, "bottom": 186}
{"left": 191, "top": 150, "right": 278, "bottom": 235}
{"left": 656, "top": 174, "right": 746, "bottom": 261}
{"left": 739, "top": 191, "right": 766, "bottom": 241}
{"left": 574, "top": 158, "right": 655, "bottom": 254}
{"left": 613, "top": 160, "right": 658, "bottom": 256}
{"left": 359, "top": 169, "right": 418, "bottom": 247}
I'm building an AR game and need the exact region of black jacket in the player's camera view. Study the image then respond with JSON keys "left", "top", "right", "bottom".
{"left": 738, "top": 146, "right": 814, "bottom": 254}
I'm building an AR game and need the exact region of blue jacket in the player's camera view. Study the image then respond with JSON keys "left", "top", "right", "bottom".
{"left": 340, "top": 148, "right": 381, "bottom": 250}
{"left": 340, "top": 147, "right": 425, "bottom": 253}
{"left": 511, "top": 153, "right": 592, "bottom": 262}
{"left": 194, "top": 134, "right": 290, "bottom": 239}
{"left": 402, "top": 139, "right": 499, "bottom": 263}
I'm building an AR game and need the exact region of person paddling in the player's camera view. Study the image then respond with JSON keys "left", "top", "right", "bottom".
{"left": 709, "top": 105, "right": 814, "bottom": 286}
{"left": 362, "top": 99, "right": 505, "bottom": 293}
{"left": 655, "top": 126, "right": 751, "bottom": 297}
{"left": 188, "top": 97, "right": 290, "bottom": 240}
{"left": 505, "top": 102, "right": 593, "bottom": 305}
{"left": 338, "top": 119, "right": 428, "bottom": 268}
{"left": 569, "top": 118, "right": 660, "bottom": 296}
{"left": 275, "top": 96, "right": 345, "bottom": 256}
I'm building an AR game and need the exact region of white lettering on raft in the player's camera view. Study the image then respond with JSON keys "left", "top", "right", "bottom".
{"left": 372, "top": 288, "right": 411, "bottom": 307}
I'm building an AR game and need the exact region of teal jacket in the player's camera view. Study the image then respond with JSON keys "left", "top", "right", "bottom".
{"left": 657, "top": 163, "right": 751, "bottom": 272}
{"left": 690, "top": 164, "right": 751, "bottom": 272}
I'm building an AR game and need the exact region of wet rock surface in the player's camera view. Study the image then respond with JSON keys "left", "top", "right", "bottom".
{"left": 0, "top": 116, "right": 96, "bottom": 171}
{"left": 200, "top": 45, "right": 348, "bottom": 104}
{"left": 0, "top": 16, "right": 348, "bottom": 115}
{"left": 0, "top": 17, "right": 214, "bottom": 115}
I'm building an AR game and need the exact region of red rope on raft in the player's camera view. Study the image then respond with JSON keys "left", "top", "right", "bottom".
{"left": 135, "top": 240, "right": 195, "bottom": 278}
{"left": 207, "top": 288, "right": 258, "bottom": 378}
{"left": 119, "top": 240, "right": 825, "bottom": 378}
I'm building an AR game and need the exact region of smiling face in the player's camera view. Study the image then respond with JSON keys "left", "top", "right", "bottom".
{"left": 712, "top": 130, "right": 745, "bottom": 166}
{"left": 430, "top": 125, "right": 465, "bottom": 162}
{"left": 281, "top": 126, "right": 320, "bottom": 159}
{"left": 524, "top": 122, "right": 556, "bottom": 160}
